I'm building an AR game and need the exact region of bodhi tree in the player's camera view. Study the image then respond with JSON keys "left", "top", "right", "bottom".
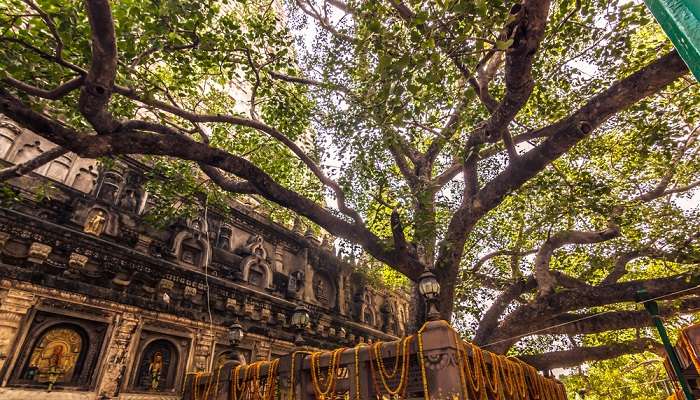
{"left": 1, "top": 0, "right": 698, "bottom": 370}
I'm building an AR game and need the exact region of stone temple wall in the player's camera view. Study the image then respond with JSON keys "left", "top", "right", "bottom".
{"left": 0, "top": 116, "right": 411, "bottom": 399}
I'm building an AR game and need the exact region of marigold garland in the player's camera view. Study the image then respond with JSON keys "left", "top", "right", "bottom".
{"left": 231, "top": 359, "right": 279, "bottom": 400}
{"left": 225, "top": 320, "right": 568, "bottom": 400}
{"left": 189, "top": 366, "right": 224, "bottom": 400}
{"left": 309, "top": 347, "right": 346, "bottom": 400}
{"left": 354, "top": 343, "right": 368, "bottom": 400}
{"left": 372, "top": 336, "right": 412, "bottom": 396}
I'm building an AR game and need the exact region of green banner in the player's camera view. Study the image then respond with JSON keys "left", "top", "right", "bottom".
{"left": 644, "top": 0, "right": 700, "bottom": 81}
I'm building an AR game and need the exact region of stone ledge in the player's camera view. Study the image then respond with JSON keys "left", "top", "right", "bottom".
{"left": 0, "top": 388, "right": 94, "bottom": 400}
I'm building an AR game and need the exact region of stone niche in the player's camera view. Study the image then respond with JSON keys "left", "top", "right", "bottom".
{"left": 169, "top": 218, "right": 211, "bottom": 270}
{"left": 0, "top": 118, "right": 21, "bottom": 159}
{"left": 125, "top": 329, "right": 191, "bottom": 395}
{"left": 4, "top": 311, "right": 109, "bottom": 392}
{"left": 236, "top": 234, "right": 273, "bottom": 290}
{"left": 311, "top": 269, "right": 336, "bottom": 309}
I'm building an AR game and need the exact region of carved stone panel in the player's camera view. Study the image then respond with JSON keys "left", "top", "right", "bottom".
{"left": 95, "top": 313, "right": 139, "bottom": 397}
{"left": 0, "top": 289, "right": 35, "bottom": 372}
{"left": 7, "top": 310, "right": 109, "bottom": 391}
{"left": 126, "top": 330, "right": 190, "bottom": 396}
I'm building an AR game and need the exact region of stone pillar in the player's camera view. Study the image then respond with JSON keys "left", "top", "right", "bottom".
{"left": 193, "top": 330, "right": 215, "bottom": 372}
{"left": 254, "top": 339, "right": 271, "bottom": 361}
{"left": 337, "top": 274, "right": 347, "bottom": 316}
{"left": 95, "top": 312, "right": 139, "bottom": 397}
{"left": 274, "top": 244, "right": 284, "bottom": 273}
{"left": 302, "top": 250, "right": 314, "bottom": 303}
{"left": 0, "top": 289, "right": 35, "bottom": 372}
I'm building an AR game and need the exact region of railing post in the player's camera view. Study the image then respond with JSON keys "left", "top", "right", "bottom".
{"left": 416, "top": 320, "right": 467, "bottom": 400}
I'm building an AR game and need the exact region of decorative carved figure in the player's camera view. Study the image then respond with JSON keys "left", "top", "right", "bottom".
{"left": 216, "top": 226, "right": 232, "bottom": 250}
{"left": 312, "top": 272, "right": 334, "bottom": 307}
{"left": 24, "top": 327, "right": 82, "bottom": 391}
{"left": 184, "top": 286, "right": 197, "bottom": 298}
{"left": 225, "top": 297, "right": 238, "bottom": 312}
{"left": 135, "top": 339, "right": 178, "bottom": 392}
{"left": 287, "top": 270, "right": 304, "bottom": 297}
{"left": 0, "top": 231, "right": 10, "bottom": 251}
{"left": 84, "top": 209, "right": 107, "bottom": 236}
{"left": 68, "top": 253, "right": 89, "bottom": 270}
{"left": 119, "top": 189, "right": 139, "bottom": 212}
{"left": 27, "top": 242, "right": 52, "bottom": 264}
{"left": 243, "top": 234, "right": 266, "bottom": 259}
{"left": 148, "top": 351, "right": 163, "bottom": 390}
{"left": 72, "top": 165, "right": 97, "bottom": 193}
{"left": 158, "top": 279, "right": 174, "bottom": 305}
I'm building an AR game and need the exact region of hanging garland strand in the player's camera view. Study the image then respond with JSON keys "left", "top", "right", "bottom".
{"left": 230, "top": 359, "right": 280, "bottom": 400}
{"left": 309, "top": 347, "right": 346, "bottom": 400}
{"left": 231, "top": 320, "right": 568, "bottom": 400}
{"left": 372, "top": 336, "right": 413, "bottom": 396}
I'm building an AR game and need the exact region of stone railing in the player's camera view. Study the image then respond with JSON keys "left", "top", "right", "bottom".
{"left": 183, "top": 320, "right": 568, "bottom": 400}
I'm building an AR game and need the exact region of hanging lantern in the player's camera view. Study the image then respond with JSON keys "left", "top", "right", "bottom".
{"left": 418, "top": 269, "right": 441, "bottom": 300}
{"left": 291, "top": 305, "right": 310, "bottom": 346}
{"left": 228, "top": 321, "right": 245, "bottom": 347}
{"left": 418, "top": 269, "right": 441, "bottom": 321}
{"left": 291, "top": 305, "right": 310, "bottom": 329}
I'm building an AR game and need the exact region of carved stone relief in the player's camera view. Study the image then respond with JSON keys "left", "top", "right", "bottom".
{"left": 193, "top": 331, "right": 215, "bottom": 372}
{"left": 95, "top": 313, "right": 139, "bottom": 398}
{"left": 27, "top": 242, "right": 52, "bottom": 264}
{"left": 0, "top": 289, "right": 36, "bottom": 372}
{"left": 83, "top": 208, "right": 107, "bottom": 236}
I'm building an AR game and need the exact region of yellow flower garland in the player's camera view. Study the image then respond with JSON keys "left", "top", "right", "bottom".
{"left": 373, "top": 336, "right": 412, "bottom": 396}
{"left": 226, "top": 320, "right": 569, "bottom": 400}
{"left": 189, "top": 366, "right": 224, "bottom": 400}
{"left": 309, "top": 347, "right": 345, "bottom": 400}
{"left": 230, "top": 359, "right": 279, "bottom": 400}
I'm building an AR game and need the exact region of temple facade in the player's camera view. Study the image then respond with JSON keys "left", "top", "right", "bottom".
{"left": 0, "top": 116, "right": 410, "bottom": 400}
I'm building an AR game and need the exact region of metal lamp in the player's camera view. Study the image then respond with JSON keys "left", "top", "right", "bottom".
{"left": 418, "top": 269, "right": 441, "bottom": 321}
{"left": 291, "top": 304, "right": 310, "bottom": 346}
{"left": 228, "top": 321, "right": 245, "bottom": 347}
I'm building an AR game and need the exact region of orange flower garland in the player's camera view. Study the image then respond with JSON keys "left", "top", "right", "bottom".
{"left": 229, "top": 320, "right": 569, "bottom": 400}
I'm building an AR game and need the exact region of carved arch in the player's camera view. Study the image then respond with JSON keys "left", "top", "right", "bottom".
{"left": 171, "top": 230, "right": 211, "bottom": 269}
{"left": 240, "top": 256, "right": 272, "bottom": 289}
{"left": 131, "top": 337, "right": 180, "bottom": 392}
{"left": 0, "top": 119, "right": 22, "bottom": 159}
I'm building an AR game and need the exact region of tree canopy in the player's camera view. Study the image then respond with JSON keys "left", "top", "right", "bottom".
{"left": 1, "top": 0, "right": 698, "bottom": 375}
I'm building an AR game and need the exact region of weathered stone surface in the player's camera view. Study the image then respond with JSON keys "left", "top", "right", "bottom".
{"left": 95, "top": 313, "right": 140, "bottom": 397}
{"left": 0, "top": 388, "right": 94, "bottom": 400}
{"left": 0, "top": 289, "right": 35, "bottom": 371}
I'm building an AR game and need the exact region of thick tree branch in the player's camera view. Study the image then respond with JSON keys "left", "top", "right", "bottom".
{"left": 78, "top": 0, "right": 119, "bottom": 134}
{"left": 112, "top": 85, "right": 364, "bottom": 226}
{"left": 470, "top": 1, "right": 551, "bottom": 144}
{"left": 2, "top": 75, "right": 83, "bottom": 100}
{"left": 474, "top": 277, "right": 536, "bottom": 344}
{"left": 517, "top": 338, "right": 663, "bottom": 370}
{"left": 485, "top": 271, "right": 700, "bottom": 352}
{"left": 601, "top": 247, "right": 700, "bottom": 285}
{"left": 530, "top": 296, "right": 700, "bottom": 336}
{"left": 534, "top": 222, "right": 620, "bottom": 296}
{"left": 438, "top": 52, "right": 688, "bottom": 304}
{"left": 0, "top": 146, "right": 68, "bottom": 181}
{"left": 0, "top": 87, "right": 427, "bottom": 280}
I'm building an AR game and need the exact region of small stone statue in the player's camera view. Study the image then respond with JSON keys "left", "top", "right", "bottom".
{"left": 148, "top": 351, "right": 163, "bottom": 390}
{"left": 84, "top": 210, "right": 107, "bottom": 236}
{"left": 119, "top": 189, "right": 138, "bottom": 212}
